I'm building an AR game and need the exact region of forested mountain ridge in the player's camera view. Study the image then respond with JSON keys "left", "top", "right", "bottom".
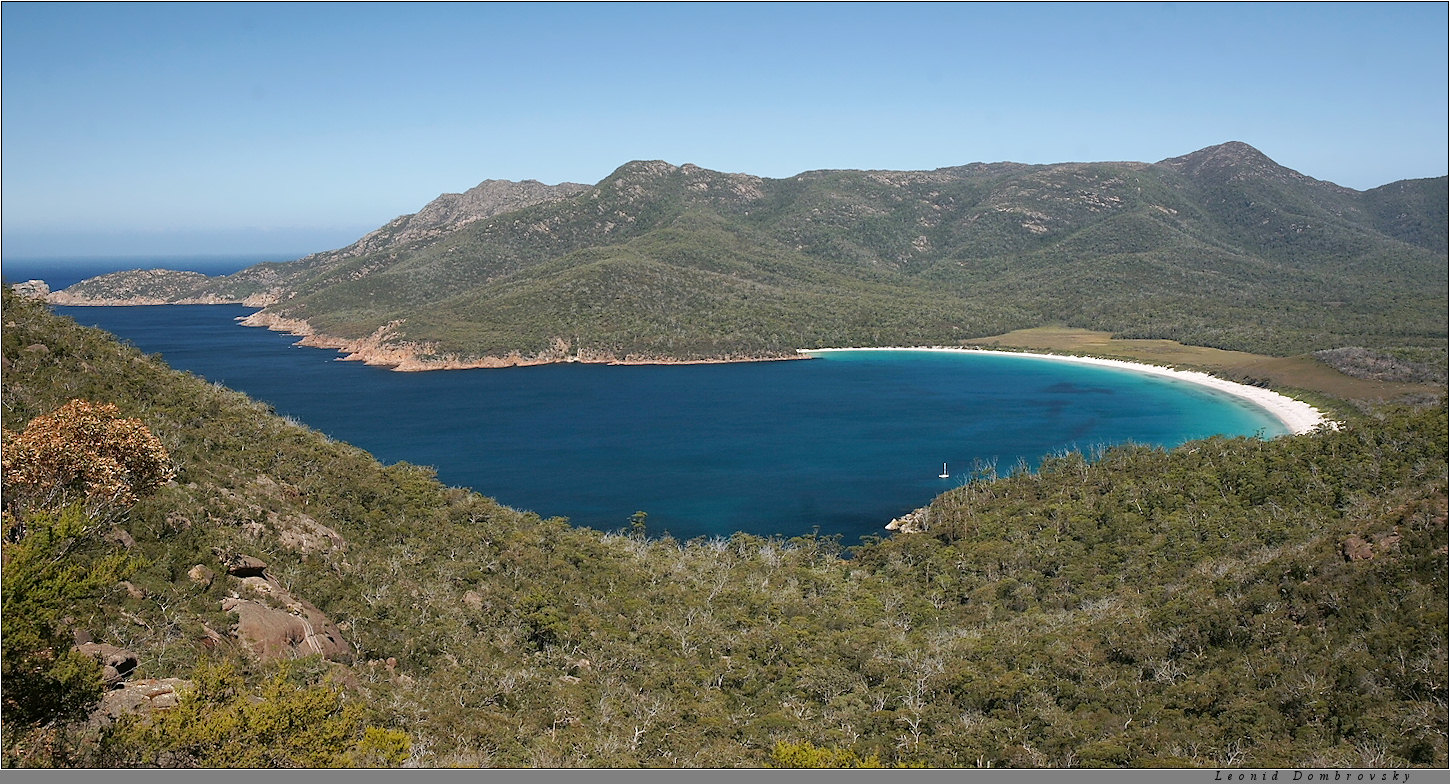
{"left": 3, "top": 287, "right": 1445, "bottom": 768}
{"left": 51, "top": 142, "right": 1448, "bottom": 366}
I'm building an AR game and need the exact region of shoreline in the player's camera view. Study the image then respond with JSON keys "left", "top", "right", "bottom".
{"left": 48, "top": 301, "right": 1331, "bottom": 434}
{"left": 236, "top": 310, "right": 807, "bottom": 370}
{"left": 800, "top": 346, "right": 1331, "bottom": 436}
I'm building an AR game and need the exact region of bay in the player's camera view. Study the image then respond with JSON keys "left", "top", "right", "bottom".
{"left": 52, "top": 303, "right": 1282, "bottom": 543}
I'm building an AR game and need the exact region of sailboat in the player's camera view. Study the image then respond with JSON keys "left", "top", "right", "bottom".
{"left": 938, "top": 462, "right": 950, "bottom": 479}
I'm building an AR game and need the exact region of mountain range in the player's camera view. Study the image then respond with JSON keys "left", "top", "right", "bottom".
{"left": 50, "top": 142, "right": 1448, "bottom": 368}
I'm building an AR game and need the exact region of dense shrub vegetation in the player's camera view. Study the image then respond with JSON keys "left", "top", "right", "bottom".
{"left": 1314, "top": 347, "right": 1448, "bottom": 385}
{"left": 1, "top": 288, "right": 1444, "bottom": 768}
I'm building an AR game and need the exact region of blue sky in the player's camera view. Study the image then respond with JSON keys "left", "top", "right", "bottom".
{"left": 3, "top": 1, "right": 1446, "bottom": 258}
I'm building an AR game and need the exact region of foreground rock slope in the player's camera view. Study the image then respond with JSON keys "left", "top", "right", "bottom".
{"left": 3, "top": 287, "right": 1445, "bottom": 767}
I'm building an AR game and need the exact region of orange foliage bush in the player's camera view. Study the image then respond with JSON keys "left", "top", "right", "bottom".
{"left": 1, "top": 400, "right": 174, "bottom": 513}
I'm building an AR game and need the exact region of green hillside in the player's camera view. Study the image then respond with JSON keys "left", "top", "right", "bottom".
{"left": 4, "top": 288, "right": 1444, "bottom": 768}
{"left": 53, "top": 142, "right": 1448, "bottom": 364}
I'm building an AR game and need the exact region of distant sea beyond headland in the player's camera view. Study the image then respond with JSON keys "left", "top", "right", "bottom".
{"left": 2, "top": 254, "right": 289, "bottom": 292}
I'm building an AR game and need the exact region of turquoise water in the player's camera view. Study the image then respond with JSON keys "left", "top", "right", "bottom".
{"left": 53, "top": 305, "right": 1282, "bottom": 543}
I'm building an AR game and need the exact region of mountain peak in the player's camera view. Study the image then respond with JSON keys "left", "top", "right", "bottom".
{"left": 608, "top": 160, "right": 682, "bottom": 179}
{"left": 1157, "top": 141, "right": 1278, "bottom": 173}
{"left": 1155, "top": 141, "right": 1349, "bottom": 192}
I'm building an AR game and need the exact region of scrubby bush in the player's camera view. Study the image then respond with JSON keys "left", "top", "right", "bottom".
{"left": 2, "top": 399, "right": 174, "bottom": 518}
{"left": 97, "top": 660, "right": 411, "bottom": 768}
{"left": 1, "top": 400, "right": 169, "bottom": 763}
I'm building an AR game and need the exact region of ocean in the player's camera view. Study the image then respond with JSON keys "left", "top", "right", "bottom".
{"left": 48, "top": 299, "right": 1283, "bottom": 544}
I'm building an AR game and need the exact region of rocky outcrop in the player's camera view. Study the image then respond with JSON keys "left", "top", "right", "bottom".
{"left": 9, "top": 280, "right": 50, "bottom": 299}
{"left": 222, "top": 575, "right": 351, "bottom": 663}
{"left": 75, "top": 642, "right": 138, "bottom": 686}
{"left": 73, "top": 643, "right": 193, "bottom": 729}
{"left": 1342, "top": 529, "right": 1403, "bottom": 561}
{"left": 1342, "top": 535, "right": 1374, "bottom": 561}
{"left": 187, "top": 564, "right": 216, "bottom": 588}
{"left": 886, "top": 507, "right": 930, "bottom": 534}
{"left": 91, "top": 679, "right": 193, "bottom": 728}
{"left": 214, "top": 548, "right": 268, "bottom": 577}
{"left": 202, "top": 548, "right": 352, "bottom": 662}
{"left": 223, "top": 593, "right": 351, "bottom": 662}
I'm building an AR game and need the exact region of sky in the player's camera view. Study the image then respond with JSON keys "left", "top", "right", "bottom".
{"left": 3, "top": 1, "right": 1446, "bottom": 259}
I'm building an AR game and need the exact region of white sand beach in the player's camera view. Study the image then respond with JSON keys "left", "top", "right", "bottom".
{"left": 799, "top": 346, "right": 1331, "bottom": 436}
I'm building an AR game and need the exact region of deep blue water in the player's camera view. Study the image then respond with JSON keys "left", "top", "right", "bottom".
{"left": 52, "top": 303, "right": 1282, "bottom": 543}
